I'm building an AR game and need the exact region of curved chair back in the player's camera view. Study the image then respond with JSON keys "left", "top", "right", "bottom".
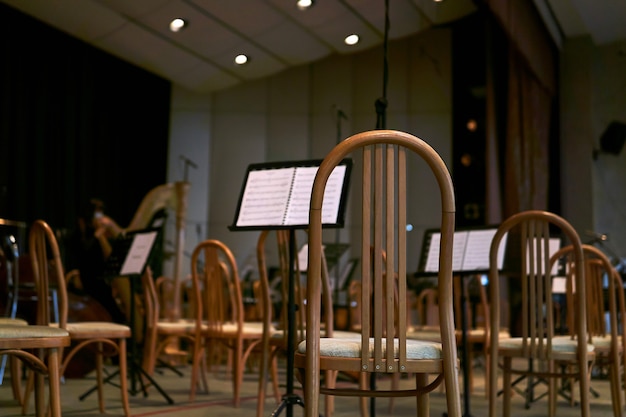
{"left": 487, "top": 210, "right": 591, "bottom": 417}
{"left": 301, "top": 129, "right": 461, "bottom": 417}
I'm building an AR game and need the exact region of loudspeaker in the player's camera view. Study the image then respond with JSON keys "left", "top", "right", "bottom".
{"left": 600, "top": 121, "right": 626, "bottom": 155}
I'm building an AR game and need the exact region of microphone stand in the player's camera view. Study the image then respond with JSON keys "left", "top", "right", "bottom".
{"left": 370, "top": 1, "right": 390, "bottom": 415}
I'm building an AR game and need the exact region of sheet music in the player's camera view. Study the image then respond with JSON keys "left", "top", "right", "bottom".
{"left": 422, "top": 228, "right": 506, "bottom": 273}
{"left": 235, "top": 164, "right": 347, "bottom": 227}
{"left": 235, "top": 168, "right": 294, "bottom": 227}
{"left": 462, "top": 229, "right": 505, "bottom": 270}
{"left": 423, "top": 231, "right": 468, "bottom": 272}
{"left": 120, "top": 231, "right": 158, "bottom": 275}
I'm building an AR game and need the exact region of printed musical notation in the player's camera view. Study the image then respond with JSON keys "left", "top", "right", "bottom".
{"left": 235, "top": 164, "right": 348, "bottom": 228}
{"left": 422, "top": 228, "right": 507, "bottom": 273}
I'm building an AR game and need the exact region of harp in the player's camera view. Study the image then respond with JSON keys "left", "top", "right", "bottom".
{"left": 126, "top": 181, "right": 190, "bottom": 320}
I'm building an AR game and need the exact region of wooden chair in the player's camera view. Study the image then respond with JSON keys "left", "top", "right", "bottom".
{"left": 407, "top": 276, "right": 504, "bottom": 397}
{"left": 0, "top": 317, "right": 28, "bottom": 405}
{"left": 26, "top": 219, "right": 132, "bottom": 417}
{"left": 140, "top": 267, "right": 207, "bottom": 396}
{"left": 294, "top": 129, "right": 462, "bottom": 417}
{"left": 0, "top": 324, "right": 70, "bottom": 417}
{"left": 256, "top": 230, "right": 355, "bottom": 417}
{"left": 487, "top": 210, "right": 594, "bottom": 417}
{"left": 553, "top": 244, "right": 625, "bottom": 417}
{"left": 189, "top": 239, "right": 265, "bottom": 407}
{"left": 256, "top": 229, "right": 295, "bottom": 417}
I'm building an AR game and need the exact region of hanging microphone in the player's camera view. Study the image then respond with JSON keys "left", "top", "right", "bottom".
{"left": 332, "top": 104, "right": 349, "bottom": 121}
{"left": 180, "top": 155, "right": 198, "bottom": 169}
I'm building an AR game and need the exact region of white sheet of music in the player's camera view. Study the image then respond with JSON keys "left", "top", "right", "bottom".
{"left": 462, "top": 229, "right": 504, "bottom": 271}
{"left": 120, "top": 231, "right": 158, "bottom": 275}
{"left": 424, "top": 231, "right": 469, "bottom": 272}
{"left": 235, "top": 168, "right": 294, "bottom": 227}
{"left": 422, "top": 229, "right": 506, "bottom": 273}
{"left": 236, "top": 165, "right": 347, "bottom": 227}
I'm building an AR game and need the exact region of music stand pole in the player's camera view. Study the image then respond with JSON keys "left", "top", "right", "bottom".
{"left": 271, "top": 228, "right": 305, "bottom": 417}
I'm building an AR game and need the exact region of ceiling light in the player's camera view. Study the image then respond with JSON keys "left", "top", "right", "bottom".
{"left": 169, "top": 18, "right": 187, "bottom": 32}
{"left": 344, "top": 34, "right": 360, "bottom": 46}
{"left": 234, "top": 54, "right": 249, "bottom": 65}
{"left": 296, "top": 0, "right": 314, "bottom": 10}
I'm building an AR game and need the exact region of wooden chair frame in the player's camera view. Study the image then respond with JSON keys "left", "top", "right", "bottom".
{"left": 190, "top": 239, "right": 264, "bottom": 407}
{"left": 0, "top": 324, "right": 70, "bottom": 417}
{"left": 27, "top": 219, "right": 131, "bottom": 416}
{"left": 295, "top": 129, "right": 462, "bottom": 417}
{"left": 487, "top": 210, "right": 593, "bottom": 417}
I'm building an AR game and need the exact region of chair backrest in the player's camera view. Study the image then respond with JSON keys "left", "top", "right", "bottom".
{"left": 28, "top": 220, "right": 69, "bottom": 328}
{"left": 488, "top": 210, "right": 587, "bottom": 359}
{"left": 190, "top": 239, "right": 243, "bottom": 331}
{"left": 306, "top": 129, "right": 457, "bottom": 374}
{"left": 552, "top": 244, "right": 624, "bottom": 346}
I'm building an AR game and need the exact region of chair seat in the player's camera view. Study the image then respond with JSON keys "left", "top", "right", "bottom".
{"left": 270, "top": 329, "right": 360, "bottom": 340}
{"left": 0, "top": 324, "right": 70, "bottom": 346}
{"left": 407, "top": 328, "right": 441, "bottom": 342}
{"left": 204, "top": 321, "right": 266, "bottom": 336}
{"left": 51, "top": 322, "right": 131, "bottom": 338}
{"left": 298, "top": 336, "right": 442, "bottom": 360}
{"left": 155, "top": 319, "right": 197, "bottom": 333}
{"left": 407, "top": 327, "right": 509, "bottom": 343}
{"left": 0, "top": 318, "right": 29, "bottom": 326}
{"left": 499, "top": 337, "right": 595, "bottom": 355}
{"left": 553, "top": 334, "right": 620, "bottom": 351}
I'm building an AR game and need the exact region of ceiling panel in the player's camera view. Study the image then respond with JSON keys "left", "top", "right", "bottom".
{"left": 1, "top": 0, "right": 624, "bottom": 94}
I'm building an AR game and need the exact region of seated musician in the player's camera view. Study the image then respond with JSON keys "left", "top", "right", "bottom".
{"left": 67, "top": 198, "right": 129, "bottom": 325}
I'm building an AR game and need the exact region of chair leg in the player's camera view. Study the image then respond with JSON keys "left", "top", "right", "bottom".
{"left": 118, "top": 338, "right": 131, "bottom": 417}
{"left": 388, "top": 372, "right": 399, "bottom": 414}
{"left": 34, "top": 355, "right": 45, "bottom": 417}
{"left": 324, "top": 370, "right": 336, "bottom": 417}
{"left": 270, "top": 353, "right": 280, "bottom": 403}
{"left": 96, "top": 342, "right": 105, "bottom": 413}
{"left": 48, "top": 347, "right": 63, "bottom": 417}
{"left": 416, "top": 372, "right": 429, "bottom": 417}
{"left": 189, "top": 342, "right": 203, "bottom": 401}
{"left": 502, "top": 357, "right": 512, "bottom": 417}
{"left": 548, "top": 361, "right": 556, "bottom": 417}
{"left": 10, "top": 355, "right": 23, "bottom": 405}
{"left": 609, "top": 360, "right": 622, "bottom": 417}
{"left": 358, "top": 372, "right": 369, "bottom": 417}
{"left": 21, "top": 367, "right": 34, "bottom": 415}
{"left": 233, "top": 341, "right": 243, "bottom": 407}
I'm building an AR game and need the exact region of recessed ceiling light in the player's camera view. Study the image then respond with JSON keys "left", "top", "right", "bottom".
{"left": 296, "top": 0, "right": 314, "bottom": 10}
{"left": 169, "top": 18, "right": 187, "bottom": 32}
{"left": 234, "top": 54, "right": 249, "bottom": 65}
{"left": 344, "top": 34, "right": 360, "bottom": 46}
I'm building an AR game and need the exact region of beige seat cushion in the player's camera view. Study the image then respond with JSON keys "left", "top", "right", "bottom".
{"left": 0, "top": 318, "right": 28, "bottom": 326}
{"left": 0, "top": 325, "right": 69, "bottom": 338}
{"left": 298, "top": 337, "right": 442, "bottom": 360}
{"left": 499, "top": 337, "right": 595, "bottom": 353}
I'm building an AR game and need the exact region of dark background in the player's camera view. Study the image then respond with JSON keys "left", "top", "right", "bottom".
{"left": 0, "top": 3, "right": 171, "bottom": 240}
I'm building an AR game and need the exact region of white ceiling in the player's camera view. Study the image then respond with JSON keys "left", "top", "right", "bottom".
{"left": 2, "top": 0, "right": 626, "bottom": 94}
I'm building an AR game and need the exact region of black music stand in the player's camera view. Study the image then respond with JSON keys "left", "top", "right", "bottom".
{"left": 418, "top": 226, "right": 507, "bottom": 417}
{"left": 229, "top": 159, "right": 352, "bottom": 417}
{"left": 78, "top": 229, "right": 174, "bottom": 404}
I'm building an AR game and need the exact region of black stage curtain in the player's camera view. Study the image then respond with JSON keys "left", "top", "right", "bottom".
{"left": 0, "top": 3, "right": 171, "bottom": 235}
